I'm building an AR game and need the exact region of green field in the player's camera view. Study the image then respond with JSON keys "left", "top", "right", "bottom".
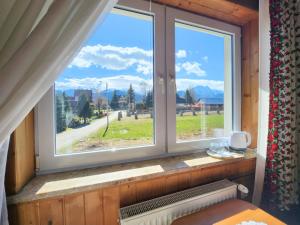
{"left": 71, "top": 114, "right": 224, "bottom": 152}
{"left": 176, "top": 114, "right": 224, "bottom": 140}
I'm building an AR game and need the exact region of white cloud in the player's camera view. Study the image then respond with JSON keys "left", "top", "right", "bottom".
{"left": 69, "top": 44, "right": 153, "bottom": 75}
{"left": 55, "top": 75, "right": 153, "bottom": 94}
{"left": 202, "top": 56, "right": 208, "bottom": 62}
{"left": 176, "top": 50, "right": 187, "bottom": 58}
{"left": 175, "top": 64, "right": 181, "bottom": 73}
{"left": 136, "top": 60, "right": 153, "bottom": 75}
{"left": 179, "top": 62, "right": 206, "bottom": 77}
{"left": 55, "top": 75, "right": 223, "bottom": 93}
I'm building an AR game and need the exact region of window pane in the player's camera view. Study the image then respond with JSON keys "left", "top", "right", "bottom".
{"left": 175, "top": 22, "right": 231, "bottom": 142}
{"left": 55, "top": 8, "right": 154, "bottom": 154}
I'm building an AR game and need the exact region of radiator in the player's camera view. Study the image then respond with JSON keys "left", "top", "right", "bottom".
{"left": 119, "top": 179, "right": 238, "bottom": 225}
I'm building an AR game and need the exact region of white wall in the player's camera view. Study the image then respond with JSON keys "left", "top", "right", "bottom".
{"left": 252, "top": 0, "right": 270, "bottom": 205}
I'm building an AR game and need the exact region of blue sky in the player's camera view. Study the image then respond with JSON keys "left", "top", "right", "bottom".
{"left": 55, "top": 9, "right": 225, "bottom": 93}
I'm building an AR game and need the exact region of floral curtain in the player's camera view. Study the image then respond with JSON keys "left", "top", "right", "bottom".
{"left": 265, "top": 0, "right": 300, "bottom": 210}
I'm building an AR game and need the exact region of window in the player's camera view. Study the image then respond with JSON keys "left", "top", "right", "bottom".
{"left": 36, "top": 0, "right": 240, "bottom": 172}
{"left": 55, "top": 8, "right": 155, "bottom": 155}
{"left": 175, "top": 22, "right": 228, "bottom": 142}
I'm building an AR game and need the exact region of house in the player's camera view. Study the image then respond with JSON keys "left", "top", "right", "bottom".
{"left": 74, "top": 89, "right": 93, "bottom": 102}
{"left": 192, "top": 98, "right": 224, "bottom": 112}
{"left": 1, "top": 1, "right": 296, "bottom": 225}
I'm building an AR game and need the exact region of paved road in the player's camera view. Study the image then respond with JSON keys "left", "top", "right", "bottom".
{"left": 56, "top": 111, "right": 119, "bottom": 151}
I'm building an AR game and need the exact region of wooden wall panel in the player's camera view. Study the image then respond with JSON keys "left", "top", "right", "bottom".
{"left": 241, "top": 18, "right": 259, "bottom": 148}
{"left": 120, "top": 183, "right": 137, "bottom": 207}
{"left": 177, "top": 173, "right": 191, "bottom": 191}
{"left": 151, "top": 177, "right": 166, "bottom": 199}
{"left": 165, "top": 175, "right": 179, "bottom": 194}
{"left": 85, "top": 191, "right": 104, "bottom": 225}
{"left": 39, "top": 198, "right": 64, "bottom": 225}
{"left": 64, "top": 194, "right": 85, "bottom": 225}
{"left": 16, "top": 202, "right": 38, "bottom": 225}
{"left": 154, "top": 0, "right": 258, "bottom": 26}
{"left": 7, "top": 204, "right": 18, "bottom": 225}
{"left": 5, "top": 110, "right": 35, "bottom": 195}
{"left": 9, "top": 158, "right": 256, "bottom": 225}
{"left": 103, "top": 187, "right": 120, "bottom": 225}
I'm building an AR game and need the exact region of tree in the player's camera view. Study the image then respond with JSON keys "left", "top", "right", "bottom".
{"left": 127, "top": 84, "right": 135, "bottom": 111}
{"left": 110, "top": 90, "right": 120, "bottom": 110}
{"left": 62, "top": 92, "right": 73, "bottom": 127}
{"left": 77, "top": 94, "right": 92, "bottom": 124}
{"left": 62, "top": 92, "right": 71, "bottom": 112}
{"left": 185, "top": 89, "right": 194, "bottom": 105}
{"left": 56, "top": 95, "right": 66, "bottom": 133}
{"left": 145, "top": 90, "right": 153, "bottom": 109}
{"left": 96, "top": 97, "right": 102, "bottom": 117}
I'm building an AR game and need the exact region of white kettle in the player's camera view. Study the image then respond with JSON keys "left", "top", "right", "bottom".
{"left": 229, "top": 131, "right": 251, "bottom": 150}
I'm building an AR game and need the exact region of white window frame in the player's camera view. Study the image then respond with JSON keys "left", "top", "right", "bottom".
{"left": 165, "top": 7, "right": 241, "bottom": 153}
{"left": 35, "top": 0, "right": 166, "bottom": 173}
{"left": 36, "top": 2, "right": 241, "bottom": 173}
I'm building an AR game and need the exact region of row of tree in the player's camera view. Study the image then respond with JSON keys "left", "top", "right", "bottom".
{"left": 56, "top": 93, "right": 94, "bottom": 133}
{"left": 110, "top": 84, "right": 153, "bottom": 111}
{"left": 176, "top": 89, "right": 196, "bottom": 105}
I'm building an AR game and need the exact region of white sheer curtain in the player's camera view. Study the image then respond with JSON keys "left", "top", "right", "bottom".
{"left": 0, "top": 0, "right": 117, "bottom": 223}
{"left": 0, "top": 138, "right": 9, "bottom": 225}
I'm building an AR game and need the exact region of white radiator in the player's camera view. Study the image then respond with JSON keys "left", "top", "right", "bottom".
{"left": 119, "top": 179, "right": 238, "bottom": 225}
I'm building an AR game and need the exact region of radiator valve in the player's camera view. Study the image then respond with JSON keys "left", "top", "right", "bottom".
{"left": 238, "top": 184, "right": 249, "bottom": 199}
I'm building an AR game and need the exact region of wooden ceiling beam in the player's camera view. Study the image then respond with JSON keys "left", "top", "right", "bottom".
{"left": 153, "top": 0, "right": 258, "bottom": 26}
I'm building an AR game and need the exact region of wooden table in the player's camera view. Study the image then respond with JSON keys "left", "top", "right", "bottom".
{"left": 171, "top": 199, "right": 285, "bottom": 225}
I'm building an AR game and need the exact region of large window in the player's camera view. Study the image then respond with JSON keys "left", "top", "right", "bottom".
{"left": 36, "top": 0, "right": 240, "bottom": 172}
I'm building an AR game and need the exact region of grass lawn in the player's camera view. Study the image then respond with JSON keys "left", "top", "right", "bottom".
{"left": 70, "top": 113, "right": 224, "bottom": 152}
{"left": 93, "top": 116, "right": 153, "bottom": 141}
{"left": 176, "top": 114, "right": 224, "bottom": 140}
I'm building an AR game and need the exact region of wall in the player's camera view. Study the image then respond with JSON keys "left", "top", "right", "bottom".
{"left": 5, "top": 1, "right": 259, "bottom": 224}
{"left": 253, "top": 0, "right": 270, "bottom": 205}
{"left": 241, "top": 18, "right": 259, "bottom": 148}
{"left": 5, "top": 110, "right": 35, "bottom": 195}
{"left": 8, "top": 158, "right": 255, "bottom": 225}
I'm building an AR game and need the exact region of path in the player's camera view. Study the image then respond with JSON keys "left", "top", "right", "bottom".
{"left": 56, "top": 111, "right": 120, "bottom": 151}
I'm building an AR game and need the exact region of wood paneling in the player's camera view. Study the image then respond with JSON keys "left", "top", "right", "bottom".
{"left": 154, "top": 0, "right": 258, "bottom": 26}
{"left": 64, "top": 194, "right": 85, "bottom": 225}
{"left": 120, "top": 183, "right": 137, "bottom": 207}
{"left": 8, "top": 158, "right": 256, "bottom": 225}
{"left": 39, "top": 198, "right": 64, "bottom": 225}
{"left": 103, "top": 187, "right": 120, "bottom": 225}
{"left": 16, "top": 202, "right": 38, "bottom": 225}
{"left": 5, "top": 110, "right": 35, "bottom": 195}
{"left": 85, "top": 191, "right": 104, "bottom": 225}
{"left": 241, "top": 18, "right": 259, "bottom": 148}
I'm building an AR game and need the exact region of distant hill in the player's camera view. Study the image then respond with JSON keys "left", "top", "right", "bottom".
{"left": 56, "top": 85, "right": 223, "bottom": 103}
{"left": 94, "top": 89, "right": 144, "bottom": 103}
{"left": 177, "top": 85, "right": 223, "bottom": 101}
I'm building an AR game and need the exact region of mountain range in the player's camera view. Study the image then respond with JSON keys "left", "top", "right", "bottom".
{"left": 57, "top": 85, "right": 224, "bottom": 103}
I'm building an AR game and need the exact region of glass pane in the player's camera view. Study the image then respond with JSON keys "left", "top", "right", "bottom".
{"left": 55, "top": 8, "right": 154, "bottom": 154}
{"left": 175, "top": 22, "right": 231, "bottom": 142}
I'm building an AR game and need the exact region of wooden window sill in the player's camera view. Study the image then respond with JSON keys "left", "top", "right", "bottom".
{"left": 7, "top": 150, "right": 256, "bottom": 205}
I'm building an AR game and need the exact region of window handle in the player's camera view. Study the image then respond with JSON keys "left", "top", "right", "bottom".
{"left": 157, "top": 72, "right": 165, "bottom": 95}
{"left": 169, "top": 73, "right": 176, "bottom": 95}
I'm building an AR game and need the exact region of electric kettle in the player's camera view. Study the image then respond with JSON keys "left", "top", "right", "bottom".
{"left": 229, "top": 131, "right": 251, "bottom": 151}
